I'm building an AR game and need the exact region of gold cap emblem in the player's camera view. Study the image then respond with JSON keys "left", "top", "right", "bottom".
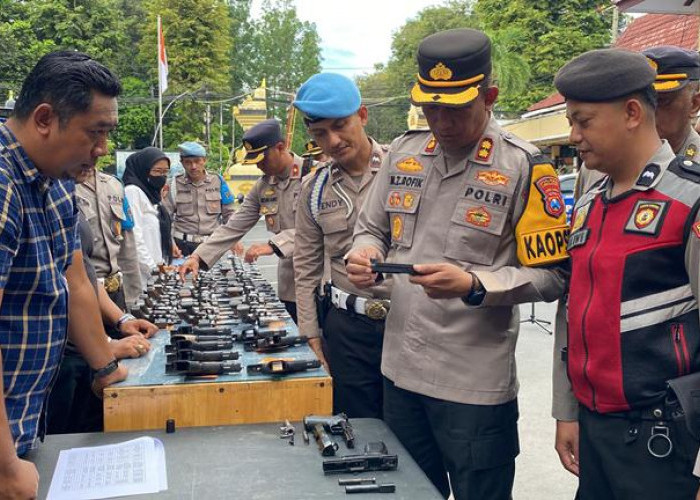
{"left": 429, "top": 62, "right": 453, "bottom": 81}
{"left": 244, "top": 141, "right": 253, "bottom": 151}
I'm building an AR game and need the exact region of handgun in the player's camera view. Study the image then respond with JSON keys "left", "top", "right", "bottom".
{"left": 322, "top": 442, "right": 398, "bottom": 474}
{"left": 370, "top": 259, "right": 417, "bottom": 275}
{"left": 303, "top": 413, "right": 355, "bottom": 448}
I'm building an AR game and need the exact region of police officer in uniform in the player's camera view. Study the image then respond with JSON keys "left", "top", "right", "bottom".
{"left": 553, "top": 48, "right": 700, "bottom": 500}
{"left": 293, "top": 73, "right": 390, "bottom": 419}
{"left": 346, "top": 29, "right": 568, "bottom": 499}
{"left": 76, "top": 167, "right": 142, "bottom": 312}
{"left": 166, "top": 141, "right": 236, "bottom": 256}
{"left": 553, "top": 46, "right": 700, "bottom": 431}
{"left": 179, "top": 119, "right": 305, "bottom": 321}
{"left": 574, "top": 45, "right": 700, "bottom": 197}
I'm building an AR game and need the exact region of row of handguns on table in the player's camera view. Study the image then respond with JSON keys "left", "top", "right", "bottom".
{"left": 128, "top": 256, "right": 322, "bottom": 377}
{"left": 281, "top": 414, "right": 398, "bottom": 494}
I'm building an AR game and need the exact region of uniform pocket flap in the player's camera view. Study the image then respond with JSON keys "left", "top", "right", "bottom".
{"left": 449, "top": 198, "right": 507, "bottom": 236}
{"left": 318, "top": 209, "right": 348, "bottom": 234}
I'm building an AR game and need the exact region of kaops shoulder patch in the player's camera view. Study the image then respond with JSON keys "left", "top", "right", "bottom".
{"left": 515, "top": 159, "right": 569, "bottom": 266}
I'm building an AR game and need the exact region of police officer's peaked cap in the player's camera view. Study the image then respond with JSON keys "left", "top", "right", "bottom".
{"left": 178, "top": 141, "right": 207, "bottom": 158}
{"left": 301, "top": 140, "right": 323, "bottom": 157}
{"left": 642, "top": 45, "right": 700, "bottom": 93}
{"left": 410, "top": 28, "right": 492, "bottom": 108}
{"left": 241, "top": 118, "right": 283, "bottom": 165}
{"left": 554, "top": 49, "right": 656, "bottom": 102}
{"left": 293, "top": 73, "right": 361, "bottom": 121}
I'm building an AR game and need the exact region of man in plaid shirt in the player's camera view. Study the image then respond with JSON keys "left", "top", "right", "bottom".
{"left": 0, "top": 52, "right": 128, "bottom": 498}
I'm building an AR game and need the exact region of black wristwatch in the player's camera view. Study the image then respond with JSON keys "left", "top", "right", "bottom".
{"left": 268, "top": 240, "right": 284, "bottom": 258}
{"left": 462, "top": 272, "right": 486, "bottom": 306}
{"left": 94, "top": 359, "right": 119, "bottom": 379}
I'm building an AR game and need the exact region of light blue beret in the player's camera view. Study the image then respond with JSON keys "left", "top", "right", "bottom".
{"left": 293, "top": 73, "right": 361, "bottom": 121}
{"left": 178, "top": 141, "right": 207, "bottom": 158}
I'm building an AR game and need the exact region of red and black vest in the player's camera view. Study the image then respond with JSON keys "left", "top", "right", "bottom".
{"left": 567, "top": 159, "right": 700, "bottom": 413}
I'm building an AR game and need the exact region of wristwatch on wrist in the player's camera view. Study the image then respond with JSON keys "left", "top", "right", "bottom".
{"left": 268, "top": 240, "right": 283, "bottom": 258}
{"left": 116, "top": 313, "right": 136, "bottom": 329}
{"left": 462, "top": 272, "right": 486, "bottom": 306}
{"left": 94, "top": 359, "right": 119, "bottom": 379}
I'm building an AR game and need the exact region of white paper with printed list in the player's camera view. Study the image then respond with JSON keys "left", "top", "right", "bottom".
{"left": 46, "top": 436, "right": 167, "bottom": 499}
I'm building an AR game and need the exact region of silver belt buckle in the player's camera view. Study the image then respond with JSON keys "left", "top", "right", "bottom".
{"left": 365, "top": 299, "right": 389, "bottom": 320}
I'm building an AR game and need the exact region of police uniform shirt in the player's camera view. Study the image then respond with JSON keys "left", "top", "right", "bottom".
{"left": 165, "top": 172, "right": 236, "bottom": 237}
{"left": 294, "top": 139, "right": 390, "bottom": 339}
{"left": 352, "top": 116, "right": 568, "bottom": 405}
{"left": 76, "top": 171, "right": 142, "bottom": 304}
{"left": 194, "top": 154, "right": 305, "bottom": 302}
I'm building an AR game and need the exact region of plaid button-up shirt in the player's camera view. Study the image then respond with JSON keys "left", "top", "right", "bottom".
{"left": 0, "top": 124, "right": 79, "bottom": 455}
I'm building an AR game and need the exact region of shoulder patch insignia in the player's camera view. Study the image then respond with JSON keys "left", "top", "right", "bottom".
{"left": 624, "top": 199, "right": 668, "bottom": 236}
{"left": 424, "top": 136, "right": 438, "bottom": 154}
{"left": 397, "top": 157, "right": 423, "bottom": 173}
{"left": 391, "top": 214, "right": 404, "bottom": 240}
{"left": 475, "top": 138, "right": 494, "bottom": 162}
{"left": 476, "top": 170, "right": 509, "bottom": 187}
{"left": 465, "top": 206, "right": 492, "bottom": 227}
{"left": 693, "top": 221, "right": 700, "bottom": 239}
{"left": 634, "top": 203, "right": 661, "bottom": 229}
{"left": 371, "top": 152, "right": 383, "bottom": 167}
{"left": 686, "top": 144, "right": 697, "bottom": 159}
{"left": 535, "top": 176, "right": 565, "bottom": 218}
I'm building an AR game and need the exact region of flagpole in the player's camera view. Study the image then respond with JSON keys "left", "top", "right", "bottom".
{"left": 157, "top": 15, "right": 164, "bottom": 150}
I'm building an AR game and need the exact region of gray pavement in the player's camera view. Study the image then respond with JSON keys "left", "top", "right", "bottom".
{"left": 241, "top": 219, "right": 578, "bottom": 499}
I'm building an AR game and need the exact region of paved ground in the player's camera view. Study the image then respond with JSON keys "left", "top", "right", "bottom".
{"left": 241, "top": 220, "right": 578, "bottom": 499}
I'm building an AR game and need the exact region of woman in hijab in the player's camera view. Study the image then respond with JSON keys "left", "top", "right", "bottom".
{"left": 123, "top": 147, "right": 172, "bottom": 284}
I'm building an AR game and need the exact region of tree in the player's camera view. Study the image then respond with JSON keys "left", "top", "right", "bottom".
{"left": 0, "top": 0, "right": 130, "bottom": 99}
{"left": 474, "top": 0, "right": 612, "bottom": 112}
{"left": 358, "top": 1, "right": 484, "bottom": 143}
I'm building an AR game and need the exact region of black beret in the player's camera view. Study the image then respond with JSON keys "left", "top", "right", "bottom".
{"left": 411, "top": 28, "right": 491, "bottom": 108}
{"left": 642, "top": 45, "right": 700, "bottom": 93}
{"left": 241, "top": 119, "right": 283, "bottom": 165}
{"left": 554, "top": 49, "right": 656, "bottom": 102}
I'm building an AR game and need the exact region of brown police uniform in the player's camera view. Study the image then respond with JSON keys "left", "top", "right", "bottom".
{"left": 353, "top": 119, "right": 568, "bottom": 500}
{"left": 193, "top": 155, "right": 305, "bottom": 303}
{"left": 76, "top": 171, "right": 142, "bottom": 309}
{"left": 354, "top": 117, "right": 568, "bottom": 404}
{"left": 165, "top": 172, "right": 236, "bottom": 255}
{"left": 294, "top": 138, "right": 390, "bottom": 418}
{"left": 295, "top": 139, "right": 390, "bottom": 338}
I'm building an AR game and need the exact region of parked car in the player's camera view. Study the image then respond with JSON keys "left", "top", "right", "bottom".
{"left": 559, "top": 173, "right": 577, "bottom": 225}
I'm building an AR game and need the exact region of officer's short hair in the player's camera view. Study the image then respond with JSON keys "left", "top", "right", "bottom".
{"left": 13, "top": 51, "right": 121, "bottom": 126}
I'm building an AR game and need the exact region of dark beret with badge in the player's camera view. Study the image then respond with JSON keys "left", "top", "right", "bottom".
{"left": 554, "top": 48, "right": 656, "bottom": 102}
{"left": 642, "top": 45, "right": 700, "bottom": 93}
{"left": 241, "top": 118, "right": 284, "bottom": 165}
{"left": 410, "top": 28, "right": 492, "bottom": 108}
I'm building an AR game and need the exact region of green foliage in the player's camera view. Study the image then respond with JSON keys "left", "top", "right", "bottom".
{"left": 139, "top": 0, "right": 232, "bottom": 94}
{"left": 474, "top": 0, "right": 612, "bottom": 112}
{"left": 113, "top": 77, "right": 156, "bottom": 150}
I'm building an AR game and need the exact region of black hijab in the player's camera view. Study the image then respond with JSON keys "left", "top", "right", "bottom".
{"left": 123, "top": 147, "right": 173, "bottom": 264}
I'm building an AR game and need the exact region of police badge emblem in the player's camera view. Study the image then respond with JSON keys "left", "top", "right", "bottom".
{"left": 534, "top": 176, "right": 565, "bottom": 218}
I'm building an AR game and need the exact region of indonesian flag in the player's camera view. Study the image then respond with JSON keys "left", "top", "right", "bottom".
{"left": 157, "top": 15, "right": 168, "bottom": 94}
